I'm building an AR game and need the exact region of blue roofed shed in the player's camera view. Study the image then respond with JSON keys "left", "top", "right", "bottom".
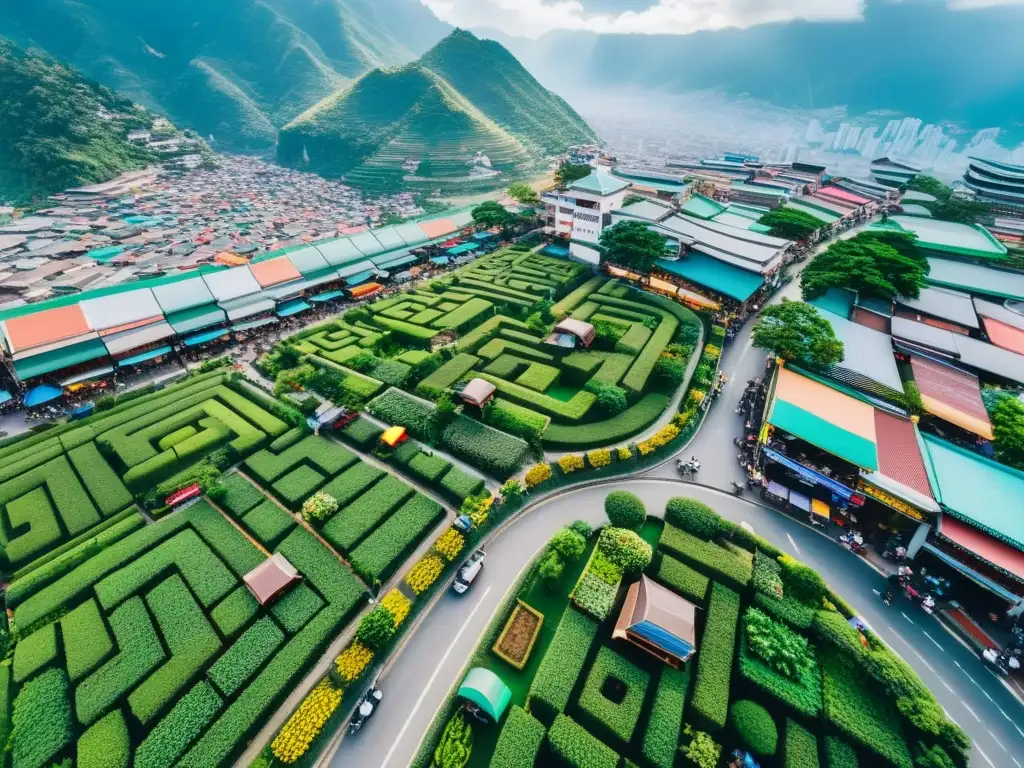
{"left": 656, "top": 253, "right": 765, "bottom": 302}
{"left": 613, "top": 575, "right": 698, "bottom": 667}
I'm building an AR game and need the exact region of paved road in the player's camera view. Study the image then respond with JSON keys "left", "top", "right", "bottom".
{"left": 331, "top": 481, "right": 1024, "bottom": 768}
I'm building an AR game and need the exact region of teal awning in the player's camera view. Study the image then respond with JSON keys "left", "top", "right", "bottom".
{"left": 183, "top": 328, "right": 230, "bottom": 347}
{"left": 118, "top": 345, "right": 172, "bottom": 366}
{"left": 13, "top": 338, "right": 110, "bottom": 381}
{"left": 277, "top": 300, "right": 312, "bottom": 318}
{"left": 447, "top": 243, "right": 477, "bottom": 256}
{"left": 345, "top": 270, "right": 375, "bottom": 286}
{"left": 0, "top": 390, "right": 11, "bottom": 406}
{"left": 375, "top": 255, "right": 418, "bottom": 270}
{"left": 457, "top": 668, "right": 511, "bottom": 723}
{"left": 166, "top": 304, "right": 227, "bottom": 334}
{"left": 431, "top": 256, "right": 450, "bottom": 266}
{"left": 310, "top": 290, "right": 345, "bottom": 303}
{"left": 233, "top": 317, "right": 279, "bottom": 332}
{"left": 656, "top": 253, "right": 765, "bottom": 302}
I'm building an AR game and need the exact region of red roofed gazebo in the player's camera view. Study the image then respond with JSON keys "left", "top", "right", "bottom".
{"left": 244, "top": 553, "right": 301, "bottom": 605}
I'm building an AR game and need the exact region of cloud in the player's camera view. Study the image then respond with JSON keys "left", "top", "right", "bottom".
{"left": 420, "top": 0, "right": 865, "bottom": 38}
{"left": 947, "top": 0, "right": 1024, "bottom": 8}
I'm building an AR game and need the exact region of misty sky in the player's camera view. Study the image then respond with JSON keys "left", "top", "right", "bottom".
{"left": 420, "top": 0, "right": 1024, "bottom": 38}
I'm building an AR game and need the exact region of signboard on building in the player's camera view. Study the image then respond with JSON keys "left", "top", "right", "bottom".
{"left": 856, "top": 479, "right": 926, "bottom": 522}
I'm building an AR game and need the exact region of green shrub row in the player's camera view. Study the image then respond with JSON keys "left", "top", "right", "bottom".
{"left": 475, "top": 372, "right": 596, "bottom": 421}
{"left": 276, "top": 526, "right": 366, "bottom": 608}
{"left": 348, "top": 494, "right": 443, "bottom": 582}
{"left": 340, "top": 417, "right": 384, "bottom": 448}
{"left": 490, "top": 705, "right": 546, "bottom": 768}
{"left": 542, "top": 393, "right": 670, "bottom": 448}
{"left": 78, "top": 709, "right": 130, "bottom": 768}
{"left": 688, "top": 583, "right": 741, "bottom": 734}
{"left": 547, "top": 713, "right": 620, "bottom": 768}
{"left": 244, "top": 435, "right": 356, "bottom": 484}
{"left": 242, "top": 501, "right": 295, "bottom": 548}
{"left": 527, "top": 607, "right": 597, "bottom": 724}
{"left": 824, "top": 736, "right": 859, "bottom": 768}
{"left": 515, "top": 362, "right": 561, "bottom": 392}
{"left": 320, "top": 462, "right": 385, "bottom": 507}
{"left": 61, "top": 598, "right": 113, "bottom": 682}
{"left": 614, "top": 322, "right": 652, "bottom": 356}
{"left": 729, "top": 700, "right": 778, "bottom": 757}
{"left": 754, "top": 590, "right": 817, "bottom": 630}
{"left": 415, "top": 354, "right": 480, "bottom": 399}
{"left": 322, "top": 476, "right": 413, "bottom": 552}
{"left": 440, "top": 414, "right": 530, "bottom": 479}
{"left": 432, "top": 297, "right": 494, "bottom": 332}
{"left": 369, "top": 387, "right": 435, "bottom": 439}
{"left": 408, "top": 450, "right": 451, "bottom": 484}
{"left": 784, "top": 719, "right": 820, "bottom": 768}
{"left": 578, "top": 646, "right": 650, "bottom": 742}
{"left": 134, "top": 681, "right": 223, "bottom": 768}
{"left": 439, "top": 467, "right": 485, "bottom": 501}
{"left": 457, "top": 314, "right": 531, "bottom": 351}
{"left": 477, "top": 338, "right": 555, "bottom": 363}
{"left": 219, "top": 473, "right": 266, "bottom": 517}
{"left": 11, "top": 667, "right": 73, "bottom": 768}
{"left": 271, "top": 583, "right": 324, "bottom": 633}
{"left": 738, "top": 630, "right": 822, "bottom": 718}
{"left": 210, "top": 587, "right": 259, "bottom": 639}
{"left": 12, "top": 623, "right": 57, "bottom": 683}
{"left": 656, "top": 553, "right": 710, "bottom": 604}
{"left": 272, "top": 466, "right": 326, "bottom": 507}
{"left": 158, "top": 426, "right": 198, "bottom": 451}
{"left": 551, "top": 276, "right": 605, "bottom": 315}
{"left": 643, "top": 664, "right": 690, "bottom": 768}
{"left": 659, "top": 524, "right": 752, "bottom": 591}
{"left": 208, "top": 617, "right": 285, "bottom": 697}
{"left": 67, "top": 441, "right": 133, "bottom": 516}
{"left": 372, "top": 315, "right": 440, "bottom": 342}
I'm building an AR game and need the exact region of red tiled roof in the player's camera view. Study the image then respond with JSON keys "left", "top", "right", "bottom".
{"left": 982, "top": 317, "right": 1024, "bottom": 355}
{"left": 939, "top": 516, "right": 1024, "bottom": 581}
{"left": 873, "top": 410, "right": 932, "bottom": 498}
{"left": 419, "top": 218, "right": 457, "bottom": 239}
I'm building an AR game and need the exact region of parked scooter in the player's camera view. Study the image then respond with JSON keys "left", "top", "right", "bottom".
{"left": 903, "top": 583, "right": 935, "bottom": 615}
{"left": 729, "top": 481, "right": 744, "bottom": 497}
{"left": 348, "top": 685, "right": 383, "bottom": 734}
{"left": 839, "top": 530, "right": 868, "bottom": 556}
{"left": 676, "top": 456, "right": 700, "bottom": 478}
{"left": 982, "top": 647, "right": 1022, "bottom": 676}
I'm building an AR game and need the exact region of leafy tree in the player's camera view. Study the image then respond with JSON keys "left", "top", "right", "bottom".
{"left": 429, "top": 392, "right": 459, "bottom": 440}
{"left": 801, "top": 232, "right": 928, "bottom": 300}
{"left": 906, "top": 175, "right": 987, "bottom": 225}
{"left": 654, "top": 355, "right": 687, "bottom": 387}
{"left": 471, "top": 200, "right": 513, "bottom": 230}
{"left": 507, "top": 182, "right": 540, "bottom": 205}
{"left": 549, "top": 528, "right": 587, "bottom": 560}
{"left": 599, "top": 220, "right": 668, "bottom": 272}
{"left": 554, "top": 161, "right": 592, "bottom": 187}
{"left": 990, "top": 395, "right": 1024, "bottom": 470}
{"left": 499, "top": 478, "right": 524, "bottom": 505}
{"left": 538, "top": 550, "right": 565, "bottom": 587}
{"left": 758, "top": 208, "right": 821, "bottom": 241}
{"left": 752, "top": 300, "right": 844, "bottom": 368}
{"left": 604, "top": 491, "right": 646, "bottom": 530}
{"left": 355, "top": 605, "right": 396, "bottom": 651}
{"left": 585, "top": 380, "right": 628, "bottom": 415}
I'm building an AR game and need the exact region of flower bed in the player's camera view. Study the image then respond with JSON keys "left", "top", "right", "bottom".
{"left": 491, "top": 600, "right": 544, "bottom": 670}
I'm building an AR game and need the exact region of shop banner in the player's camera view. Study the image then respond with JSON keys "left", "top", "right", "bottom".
{"left": 763, "top": 447, "right": 863, "bottom": 504}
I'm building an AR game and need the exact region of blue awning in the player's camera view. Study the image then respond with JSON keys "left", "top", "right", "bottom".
{"left": 309, "top": 290, "right": 345, "bottom": 303}
{"left": 276, "top": 300, "right": 312, "bottom": 318}
{"left": 473, "top": 232, "right": 497, "bottom": 241}
{"left": 431, "top": 256, "right": 450, "bottom": 266}
{"left": 656, "top": 253, "right": 765, "bottom": 302}
{"left": 921, "top": 542, "right": 1021, "bottom": 603}
{"left": 233, "top": 317, "right": 280, "bottom": 332}
{"left": 24, "top": 385, "right": 63, "bottom": 407}
{"left": 762, "top": 447, "right": 858, "bottom": 502}
{"left": 345, "top": 270, "right": 375, "bottom": 287}
{"left": 0, "top": 390, "right": 11, "bottom": 406}
{"left": 118, "top": 346, "right": 173, "bottom": 367}
{"left": 183, "top": 328, "right": 230, "bottom": 347}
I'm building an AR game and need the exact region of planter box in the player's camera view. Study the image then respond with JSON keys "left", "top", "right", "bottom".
{"left": 492, "top": 599, "right": 544, "bottom": 670}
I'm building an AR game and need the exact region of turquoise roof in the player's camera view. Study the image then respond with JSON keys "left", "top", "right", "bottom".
{"left": 921, "top": 433, "right": 1024, "bottom": 550}
{"left": 570, "top": 168, "right": 631, "bottom": 196}
{"left": 656, "top": 253, "right": 764, "bottom": 302}
{"left": 870, "top": 216, "right": 1007, "bottom": 260}
{"left": 457, "top": 668, "right": 510, "bottom": 722}
{"left": 681, "top": 194, "right": 727, "bottom": 220}
{"left": 808, "top": 288, "right": 855, "bottom": 320}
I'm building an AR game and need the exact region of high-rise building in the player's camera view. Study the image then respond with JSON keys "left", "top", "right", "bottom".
{"left": 832, "top": 124, "right": 851, "bottom": 152}
{"left": 805, "top": 119, "right": 825, "bottom": 144}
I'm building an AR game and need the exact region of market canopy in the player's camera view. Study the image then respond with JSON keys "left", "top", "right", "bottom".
{"left": 118, "top": 345, "right": 172, "bottom": 367}
{"left": 937, "top": 516, "right": 1024, "bottom": 583}
{"left": 14, "top": 338, "right": 109, "bottom": 381}
{"left": 656, "top": 253, "right": 764, "bottom": 302}
{"left": 276, "top": 300, "right": 311, "bottom": 318}
{"left": 613, "top": 575, "right": 698, "bottom": 665}
{"left": 183, "top": 328, "right": 229, "bottom": 347}
{"left": 457, "top": 668, "right": 510, "bottom": 723}
{"left": 24, "top": 385, "right": 63, "bottom": 407}
{"left": 909, "top": 354, "right": 993, "bottom": 440}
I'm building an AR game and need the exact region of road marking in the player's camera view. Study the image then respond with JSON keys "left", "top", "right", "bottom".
{"left": 901, "top": 611, "right": 915, "bottom": 625}
{"left": 987, "top": 730, "right": 1006, "bottom": 752}
{"left": 977, "top": 747, "right": 996, "bottom": 768}
{"left": 1016, "top": 722, "right": 1024, "bottom": 741}
{"left": 1011, "top": 756, "right": 1021, "bottom": 768}
{"left": 872, "top": 588, "right": 881, "bottom": 596}
{"left": 922, "top": 630, "right": 943, "bottom": 651}
{"left": 962, "top": 701, "right": 981, "bottom": 722}
{"left": 786, "top": 533, "right": 799, "bottom": 553}
{"left": 997, "top": 705, "right": 1011, "bottom": 721}
{"left": 889, "top": 627, "right": 938, "bottom": 675}
{"left": 378, "top": 585, "right": 493, "bottom": 768}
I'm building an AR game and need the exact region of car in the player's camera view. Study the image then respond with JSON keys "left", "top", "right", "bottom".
{"left": 453, "top": 549, "right": 486, "bottom": 594}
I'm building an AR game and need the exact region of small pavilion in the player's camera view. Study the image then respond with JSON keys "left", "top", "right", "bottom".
{"left": 457, "top": 667, "right": 511, "bottom": 724}
{"left": 456, "top": 378, "right": 496, "bottom": 408}
{"left": 613, "top": 575, "right": 699, "bottom": 667}
{"left": 243, "top": 553, "right": 302, "bottom": 605}
{"left": 551, "top": 318, "right": 596, "bottom": 347}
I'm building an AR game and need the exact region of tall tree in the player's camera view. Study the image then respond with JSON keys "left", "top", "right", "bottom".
{"left": 906, "top": 175, "right": 987, "bottom": 224}
{"left": 471, "top": 200, "right": 513, "bottom": 230}
{"left": 758, "top": 208, "right": 822, "bottom": 241}
{"left": 554, "top": 161, "right": 592, "bottom": 188}
{"left": 990, "top": 395, "right": 1024, "bottom": 471}
{"left": 752, "top": 300, "right": 844, "bottom": 368}
{"left": 801, "top": 232, "right": 928, "bottom": 300}
{"left": 599, "top": 220, "right": 667, "bottom": 272}
{"left": 507, "top": 182, "right": 540, "bottom": 205}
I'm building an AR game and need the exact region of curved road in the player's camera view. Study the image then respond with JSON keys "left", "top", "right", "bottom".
{"left": 332, "top": 238, "right": 1024, "bottom": 768}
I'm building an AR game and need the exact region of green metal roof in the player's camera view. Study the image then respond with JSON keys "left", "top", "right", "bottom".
{"left": 680, "top": 194, "right": 727, "bottom": 220}
{"left": 808, "top": 288, "right": 855, "bottom": 319}
{"left": 655, "top": 253, "right": 764, "bottom": 302}
{"left": 870, "top": 216, "right": 1007, "bottom": 260}
{"left": 457, "top": 668, "right": 510, "bottom": 722}
{"left": 166, "top": 304, "right": 227, "bottom": 334}
{"left": 921, "top": 433, "right": 1024, "bottom": 550}
{"left": 570, "top": 168, "right": 631, "bottom": 196}
{"left": 13, "top": 338, "right": 110, "bottom": 381}
{"left": 785, "top": 201, "right": 839, "bottom": 224}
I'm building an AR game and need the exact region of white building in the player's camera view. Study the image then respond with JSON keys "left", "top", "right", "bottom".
{"left": 543, "top": 168, "right": 631, "bottom": 264}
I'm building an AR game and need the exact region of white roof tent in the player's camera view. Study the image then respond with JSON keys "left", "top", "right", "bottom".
{"left": 81, "top": 288, "right": 163, "bottom": 331}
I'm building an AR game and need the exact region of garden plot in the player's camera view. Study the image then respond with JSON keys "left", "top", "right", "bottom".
{"left": 4, "top": 499, "right": 365, "bottom": 768}
{"left": 0, "top": 372, "right": 291, "bottom": 576}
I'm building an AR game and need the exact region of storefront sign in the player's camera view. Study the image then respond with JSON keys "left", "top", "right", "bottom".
{"left": 856, "top": 479, "right": 926, "bottom": 522}
{"left": 763, "top": 447, "right": 864, "bottom": 505}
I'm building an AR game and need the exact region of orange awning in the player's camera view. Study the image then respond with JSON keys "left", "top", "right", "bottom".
{"left": 982, "top": 316, "right": 1024, "bottom": 355}
{"left": 5, "top": 305, "right": 91, "bottom": 353}
{"left": 419, "top": 219, "right": 457, "bottom": 239}
{"left": 250, "top": 256, "right": 301, "bottom": 287}
{"left": 215, "top": 252, "right": 249, "bottom": 266}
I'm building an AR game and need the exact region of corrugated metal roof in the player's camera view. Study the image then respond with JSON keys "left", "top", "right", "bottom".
{"left": 909, "top": 354, "right": 992, "bottom": 439}
{"left": 926, "top": 258, "right": 1024, "bottom": 301}
{"left": 893, "top": 317, "right": 1024, "bottom": 384}
{"left": 202, "top": 266, "right": 261, "bottom": 302}
{"left": 103, "top": 321, "right": 175, "bottom": 356}
{"left": 982, "top": 317, "right": 1024, "bottom": 355}
{"left": 873, "top": 410, "right": 932, "bottom": 498}
{"left": 13, "top": 338, "right": 109, "bottom": 380}
{"left": 166, "top": 304, "right": 227, "bottom": 334}
{"left": 286, "top": 246, "right": 331, "bottom": 276}
{"left": 4, "top": 304, "right": 92, "bottom": 353}
{"left": 896, "top": 286, "right": 979, "bottom": 329}
{"left": 336, "top": 260, "right": 377, "bottom": 279}
{"left": 819, "top": 309, "right": 903, "bottom": 393}
{"left": 419, "top": 218, "right": 457, "bottom": 239}
{"left": 372, "top": 227, "right": 406, "bottom": 250}
{"left": 315, "top": 238, "right": 364, "bottom": 266}
{"left": 350, "top": 231, "right": 385, "bottom": 256}
{"left": 151, "top": 276, "right": 216, "bottom": 314}
{"left": 394, "top": 222, "right": 429, "bottom": 246}
{"left": 922, "top": 433, "right": 1024, "bottom": 550}
{"left": 249, "top": 257, "right": 301, "bottom": 288}
{"left": 656, "top": 254, "right": 764, "bottom": 302}
{"left": 938, "top": 516, "right": 1024, "bottom": 581}
{"left": 81, "top": 288, "right": 163, "bottom": 331}
{"left": 973, "top": 298, "right": 1024, "bottom": 331}
{"left": 223, "top": 297, "right": 275, "bottom": 321}
{"left": 659, "top": 215, "right": 785, "bottom": 267}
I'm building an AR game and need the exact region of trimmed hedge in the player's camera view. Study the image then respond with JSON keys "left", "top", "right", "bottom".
{"left": 490, "top": 706, "right": 546, "bottom": 768}
{"left": 341, "top": 416, "right": 383, "bottom": 448}
{"left": 824, "top": 736, "right": 859, "bottom": 768}
{"left": 475, "top": 372, "right": 596, "bottom": 421}
{"left": 272, "top": 466, "right": 326, "bottom": 507}
{"left": 659, "top": 524, "right": 752, "bottom": 591}
{"left": 578, "top": 646, "right": 650, "bottom": 742}
{"left": 656, "top": 554, "right": 710, "bottom": 604}
{"left": 689, "top": 583, "right": 740, "bottom": 734}
{"left": 665, "top": 497, "right": 723, "bottom": 540}
{"left": 78, "top": 709, "right": 130, "bottom": 768}
{"left": 322, "top": 476, "right": 413, "bottom": 552}
{"left": 416, "top": 354, "right": 480, "bottom": 399}
{"left": 784, "top": 719, "right": 820, "bottom": 768}
{"left": 408, "top": 451, "right": 452, "bottom": 484}
{"left": 368, "top": 388, "right": 434, "bottom": 440}
{"left": 208, "top": 617, "right": 285, "bottom": 697}
{"left": 134, "top": 681, "right": 223, "bottom": 768}
{"left": 270, "top": 583, "right": 324, "bottom": 633}
{"left": 242, "top": 501, "right": 295, "bottom": 548}
{"left": 320, "top": 462, "right": 385, "bottom": 508}
{"left": 61, "top": 598, "right": 113, "bottom": 682}
{"left": 642, "top": 664, "right": 690, "bottom": 768}
{"left": 547, "top": 713, "right": 620, "bottom": 768}
{"left": 12, "top": 623, "right": 57, "bottom": 683}
{"left": 729, "top": 700, "right": 778, "bottom": 757}
{"left": 210, "top": 587, "right": 259, "bottom": 639}
{"left": 542, "top": 393, "right": 669, "bottom": 448}
{"left": 432, "top": 297, "right": 494, "bottom": 332}
{"left": 527, "top": 608, "right": 597, "bottom": 724}
{"left": 348, "top": 493, "right": 444, "bottom": 582}
{"left": 219, "top": 473, "right": 266, "bottom": 517}
{"left": 738, "top": 627, "right": 823, "bottom": 718}
{"left": 245, "top": 436, "right": 356, "bottom": 484}
{"left": 439, "top": 467, "right": 485, "bottom": 501}
{"left": 67, "top": 441, "right": 133, "bottom": 516}
{"left": 440, "top": 415, "right": 530, "bottom": 478}
{"left": 11, "top": 667, "right": 73, "bottom": 768}
{"left": 515, "top": 362, "right": 561, "bottom": 392}
{"left": 604, "top": 490, "right": 646, "bottom": 530}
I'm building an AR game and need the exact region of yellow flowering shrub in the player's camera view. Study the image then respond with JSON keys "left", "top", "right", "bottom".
{"left": 406, "top": 555, "right": 444, "bottom": 594}
{"left": 435, "top": 528, "right": 466, "bottom": 562}
{"left": 271, "top": 680, "right": 343, "bottom": 763}
{"left": 587, "top": 448, "right": 611, "bottom": 468}
{"left": 704, "top": 344, "right": 721, "bottom": 360}
{"left": 525, "top": 463, "right": 553, "bottom": 488}
{"left": 617, "top": 446, "right": 633, "bottom": 461}
{"left": 380, "top": 588, "right": 411, "bottom": 627}
{"left": 557, "top": 454, "right": 585, "bottom": 474}
{"left": 651, "top": 423, "right": 680, "bottom": 447}
{"left": 674, "top": 410, "right": 696, "bottom": 429}
{"left": 689, "top": 389, "right": 706, "bottom": 404}
{"left": 334, "top": 641, "right": 374, "bottom": 685}
{"left": 462, "top": 494, "right": 494, "bottom": 527}
{"left": 636, "top": 439, "right": 655, "bottom": 456}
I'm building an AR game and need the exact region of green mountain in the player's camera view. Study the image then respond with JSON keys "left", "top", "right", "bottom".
{"left": 0, "top": 0, "right": 452, "bottom": 151}
{"left": 278, "top": 30, "right": 597, "bottom": 194}
{"left": 0, "top": 39, "right": 195, "bottom": 205}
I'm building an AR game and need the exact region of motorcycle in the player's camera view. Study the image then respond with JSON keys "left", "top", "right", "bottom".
{"left": 839, "top": 531, "right": 868, "bottom": 556}
{"left": 676, "top": 456, "right": 700, "bottom": 478}
{"left": 348, "top": 685, "right": 383, "bottom": 734}
{"left": 729, "top": 481, "right": 744, "bottom": 497}
{"left": 903, "top": 584, "right": 936, "bottom": 614}
{"left": 982, "top": 647, "right": 1021, "bottom": 676}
